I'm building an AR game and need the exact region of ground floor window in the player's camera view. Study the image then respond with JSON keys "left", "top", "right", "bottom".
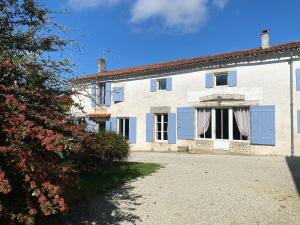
{"left": 156, "top": 114, "right": 168, "bottom": 141}
{"left": 77, "top": 117, "right": 86, "bottom": 125}
{"left": 233, "top": 108, "right": 250, "bottom": 141}
{"left": 97, "top": 122, "right": 106, "bottom": 132}
{"left": 197, "top": 107, "right": 250, "bottom": 141}
{"left": 197, "top": 109, "right": 212, "bottom": 139}
{"left": 118, "top": 118, "right": 129, "bottom": 139}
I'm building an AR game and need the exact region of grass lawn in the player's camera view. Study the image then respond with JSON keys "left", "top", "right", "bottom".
{"left": 70, "top": 162, "right": 160, "bottom": 200}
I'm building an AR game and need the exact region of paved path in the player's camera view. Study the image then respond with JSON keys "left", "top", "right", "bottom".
{"left": 56, "top": 152, "right": 300, "bottom": 225}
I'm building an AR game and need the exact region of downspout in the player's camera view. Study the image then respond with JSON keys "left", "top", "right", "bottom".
{"left": 289, "top": 52, "right": 295, "bottom": 157}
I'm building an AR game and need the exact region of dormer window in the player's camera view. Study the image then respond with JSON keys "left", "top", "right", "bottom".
{"left": 158, "top": 78, "right": 167, "bottom": 90}
{"left": 215, "top": 73, "right": 228, "bottom": 86}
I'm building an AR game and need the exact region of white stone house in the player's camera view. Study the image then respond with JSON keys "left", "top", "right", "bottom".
{"left": 71, "top": 31, "right": 300, "bottom": 156}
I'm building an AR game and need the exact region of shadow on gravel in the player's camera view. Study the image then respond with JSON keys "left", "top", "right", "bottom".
{"left": 286, "top": 157, "right": 300, "bottom": 195}
{"left": 44, "top": 184, "right": 143, "bottom": 225}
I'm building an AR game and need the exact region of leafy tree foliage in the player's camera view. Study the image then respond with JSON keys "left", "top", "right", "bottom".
{"left": 0, "top": 1, "right": 89, "bottom": 224}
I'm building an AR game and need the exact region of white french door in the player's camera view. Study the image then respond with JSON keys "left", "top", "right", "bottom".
{"left": 213, "top": 108, "right": 230, "bottom": 150}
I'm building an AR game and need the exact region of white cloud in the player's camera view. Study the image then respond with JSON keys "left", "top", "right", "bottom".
{"left": 212, "top": 0, "right": 228, "bottom": 10}
{"left": 67, "top": 0, "right": 229, "bottom": 32}
{"left": 68, "top": 0, "right": 125, "bottom": 10}
{"left": 130, "top": 0, "right": 209, "bottom": 32}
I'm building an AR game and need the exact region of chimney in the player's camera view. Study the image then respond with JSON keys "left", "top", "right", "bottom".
{"left": 261, "top": 29, "right": 270, "bottom": 49}
{"left": 98, "top": 58, "right": 106, "bottom": 73}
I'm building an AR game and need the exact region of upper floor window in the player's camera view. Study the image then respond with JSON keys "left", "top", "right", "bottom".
{"left": 215, "top": 73, "right": 228, "bottom": 86}
{"left": 151, "top": 78, "right": 172, "bottom": 92}
{"left": 98, "top": 82, "right": 106, "bottom": 105}
{"left": 158, "top": 78, "right": 167, "bottom": 90}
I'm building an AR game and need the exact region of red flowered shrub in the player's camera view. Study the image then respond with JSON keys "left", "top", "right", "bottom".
{"left": 0, "top": 0, "right": 90, "bottom": 224}
{"left": 0, "top": 1, "right": 130, "bottom": 223}
{"left": 0, "top": 82, "right": 91, "bottom": 224}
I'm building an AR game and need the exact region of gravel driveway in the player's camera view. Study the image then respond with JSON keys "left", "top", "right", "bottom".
{"left": 54, "top": 152, "right": 300, "bottom": 225}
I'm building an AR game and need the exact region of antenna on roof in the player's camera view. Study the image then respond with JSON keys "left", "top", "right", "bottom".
{"left": 101, "top": 49, "right": 111, "bottom": 61}
{"left": 97, "top": 49, "right": 121, "bottom": 73}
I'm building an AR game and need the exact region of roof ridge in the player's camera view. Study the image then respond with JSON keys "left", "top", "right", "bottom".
{"left": 73, "top": 40, "right": 300, "bottom": 82}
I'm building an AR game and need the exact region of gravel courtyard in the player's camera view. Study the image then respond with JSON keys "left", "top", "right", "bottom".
{"left": 59, "top": 152, "right": 300, "bottom": 225}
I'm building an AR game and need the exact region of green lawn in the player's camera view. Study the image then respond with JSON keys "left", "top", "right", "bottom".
{"left": 70, "top": 162, "right": 160, "bottom": 200}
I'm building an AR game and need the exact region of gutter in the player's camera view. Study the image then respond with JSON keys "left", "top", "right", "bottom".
{"left": 289, "top": 52, "right": 295, "bottom": 157}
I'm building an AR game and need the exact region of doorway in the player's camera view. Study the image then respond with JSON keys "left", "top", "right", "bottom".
{"left": 214, "top": 108, "right": 230, "bottom": 150}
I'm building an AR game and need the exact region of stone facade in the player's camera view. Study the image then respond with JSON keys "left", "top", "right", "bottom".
{"left": 230, "top": 141, "right": 251, "bottom": 154}
{"left": 191, "top": 140, "right": 213, "bottom": 153}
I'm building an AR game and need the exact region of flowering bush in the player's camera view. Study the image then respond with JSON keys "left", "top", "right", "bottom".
{"left": 0, "top": 1, "right": 89, "bottom": 224}
{"left": 0, "top": 81, "right": 90, "bottom": 224}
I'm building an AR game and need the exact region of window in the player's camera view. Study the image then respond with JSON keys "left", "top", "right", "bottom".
{"left": 158, "top": 79, "right": 167, "bottom": 90}
{"left": 215, "top": 73, "right": 228, "bottom": 86}
{"left": 197, "top": 109, "right": 212, "bottom": 139}
{"left": 77, "top": 117, "right": 86, "bottom": 125}
{"left": 118, "top": 118, "right": 129, "bottom": 140}
{"left": 156, "top": 114, "right": 168, "bottom": 141}
{"left": 97, "top": 83, "right": 106, "bottom": 105}
{"left": 232, "top": 108, "right": 250, "bottom": 141}
{"left": 98, "top": 122, "right": 106, "bottom": 132}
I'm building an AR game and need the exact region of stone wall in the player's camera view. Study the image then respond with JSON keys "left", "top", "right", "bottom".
{"left": 230, "top": 141, "right": 251, "bottom": 154}
{"left": 191, "top": 140, "right": 213, "bottom": 153}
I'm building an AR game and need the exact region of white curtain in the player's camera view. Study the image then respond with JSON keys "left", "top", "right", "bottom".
{"left": 197, "top": 109, "right": 211, "bottom": 136}
{"left": 233, "top": 108, "right": 250, "bottom": 137}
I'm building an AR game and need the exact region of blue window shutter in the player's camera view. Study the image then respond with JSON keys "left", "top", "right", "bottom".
{"left": 228, "top": 71, "right": 237, "bottom": 87}
{"left": 129, "top": 117, "right": 137, "bottom": 144}
{"left": 105, "top": 117, "right": 117, "bottom": 133}
{"left": 166, "top": 78, "right": 172, "bottom": 91}
{"left": 105, "top": 82, "right": 111, "bottom": 106}
{"left": 205, "top": 73, "right": 213, "bottom": 88}
{"left": 85, "top": 117, "right": 95, "bottom": 132}
{"left": 110, "top": 117, "right": 117, "bottom": 133}
{"left": 105, "top": 120, "right": 111, "bottom": 132}
{"left": 298, "top": 110, "right": 300, "bottom": 133}
{"left": 296, "top": 69, "right": 300, "bottom": 91}
{"left": 146, "top": 113, "right": 154, "bottom": 142}
{"left": 251, "top": 105, "right": 275, "bottom": 145}
{"left": 177, "top": 107, "right": 194, "bottom": 140}
{"left": 91, "top": 85, "right": 96, "bottom": 107}
{"left": 168, "top": 113, "right": 176, "bottom": 144}
{"left": 113, "top": 87, "right": 124, "bottom": 103}
{"left": 119, "top": 87, "right": 124, "bottom": 101}
{"left": 150, "top": 79, "right": 156, "bottom": 92}
{"left": 97, "top": 83, "right": 101, "bottom": 105}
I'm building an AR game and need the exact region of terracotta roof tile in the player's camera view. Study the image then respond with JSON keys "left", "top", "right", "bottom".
{"left": 86, "top": 113, "right": 111, "bottom": 118}
{"left": 74, "top": 41, "right": 300, "bottom": 82}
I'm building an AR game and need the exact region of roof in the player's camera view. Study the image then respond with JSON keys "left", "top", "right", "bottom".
{"left": 86, "top": 113, "right": 111, "bottom": 118}
{"left": 74, "top": 40, "right": 300, "bottom": 82}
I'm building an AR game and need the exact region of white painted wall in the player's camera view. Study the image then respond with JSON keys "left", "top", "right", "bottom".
{"left": 72, "top": 58, "right": 300, "bottom": 156}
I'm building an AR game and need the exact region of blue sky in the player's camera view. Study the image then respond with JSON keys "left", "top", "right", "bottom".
{"left": 42, "top": 0, "right": 300, "bottom": 77}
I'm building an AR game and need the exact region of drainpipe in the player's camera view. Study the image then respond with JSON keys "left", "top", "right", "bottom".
{"left": 289, "top": 52, "right": 295, "bottom": 157}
